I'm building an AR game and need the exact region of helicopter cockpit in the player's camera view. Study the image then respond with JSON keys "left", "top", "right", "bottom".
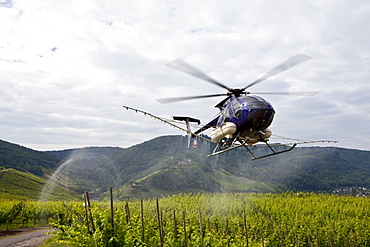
{"left": 241, "top": 95, "right": 273, "bottom": 110}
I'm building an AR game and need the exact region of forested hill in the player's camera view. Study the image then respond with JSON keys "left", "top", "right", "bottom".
{"left": 46, "top": 135, "right": 370, "bottom": 198}
{"left": 1, "top": 136, "right": 370, "bottom": 199}
{"left": 0, "top": 139, "right": 60, "bottom": 176}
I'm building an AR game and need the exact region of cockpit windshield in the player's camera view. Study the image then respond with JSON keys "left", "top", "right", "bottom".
{"left": 241, "top": 95, "right": 270, "bottom": 110}
{"left": 241, "top": 95, "right": 265, "bottom": 103}
{"left": 232, "top": 100, "right": 242, "bottom": 118}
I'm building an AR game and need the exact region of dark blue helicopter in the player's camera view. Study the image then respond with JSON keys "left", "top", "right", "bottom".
{"left": 124, "top": 54, "right": 334, "bottom": 160}
{"left": 155, "top": 54, "right": 323, "bottom": 159}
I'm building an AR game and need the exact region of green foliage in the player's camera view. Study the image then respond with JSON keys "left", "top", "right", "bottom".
{"left": 0, "top": 139, "right": 59, "bottom": 176}
{"left": 49, "top": 193, "right": 370, "bottom": 246}
{"left": 0, "top": 200, "right": 68, "bottom": 230}
{"left": 1, "top": 193, "right": 369, "bottom": 246}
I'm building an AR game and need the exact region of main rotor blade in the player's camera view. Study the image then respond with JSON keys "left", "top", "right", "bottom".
{"left": 242, "top": 54, "right": 312, "bottom": 91}
{"left": 248, "top": 91, "right": 319, "bottom": 96}
{"left": 167, "top": 59, "right": 233, "bottom": 91}
{"left": 156, "top": 93, "right": 228, "bottom": 103}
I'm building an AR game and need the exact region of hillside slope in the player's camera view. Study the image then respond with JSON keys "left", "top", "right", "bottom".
{"left": 46, "top": 146, "right": 124, "bottom": 194}
{"left": 46, "top": 135, "right": 370, "bottom": 199}
{"left": 0, "top": 167, "right": 81, "bottom": 200}
{"left": 0, "top": 139, "right": 59, "bottom": 176}
{"left": 1, "top": 136, "right": 370, "bottom": 199}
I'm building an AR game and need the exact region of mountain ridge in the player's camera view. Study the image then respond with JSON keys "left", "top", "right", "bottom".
{"left": 0, "top": 139, "right": 60, "bottom": 177}
{"left": 1, "top": 136, "right": 369, "bottom": 199}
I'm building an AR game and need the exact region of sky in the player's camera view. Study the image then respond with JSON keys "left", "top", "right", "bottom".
{"left": 1, "top": 0, "right": 370, "bottom": 151}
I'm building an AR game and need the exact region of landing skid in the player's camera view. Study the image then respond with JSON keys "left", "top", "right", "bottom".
{"left": 208, "top": 139, "right": 297, "bottom": 160}
{"left": 244, "top": 144, "right": 297, "bottom": 160}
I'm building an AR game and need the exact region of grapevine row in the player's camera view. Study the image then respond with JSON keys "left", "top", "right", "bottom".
{"left": 51, "top": 192, "right": 370, "bottom": 246}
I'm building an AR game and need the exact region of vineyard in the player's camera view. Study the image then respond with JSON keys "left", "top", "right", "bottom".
{"left": 1, "top": 192, "right": 369, "bottom": 246}
{"left": 0, "top": 168, "right": 81, "bottom": 200}
{"left": 0, "top": 200, "right": 65, "bottom": 231}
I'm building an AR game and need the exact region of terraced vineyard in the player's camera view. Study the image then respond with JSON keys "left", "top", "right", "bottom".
{"left": 0, "top": 168, "right": 80, "bottom": 200}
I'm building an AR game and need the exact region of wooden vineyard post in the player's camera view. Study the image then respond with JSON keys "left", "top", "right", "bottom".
{"left": 226, "top": 218, "right": 230, "bottom": 247}
{"left": 243, "top": 209, "right": 249, "bottom": 247}
{"left": 307, "top": 234, "right": 312, "bottom": 247}
{"left": 156, "top": 198, "right": 163, "bottom": 247}
{"left": 125, "top": 202, "right": 130, "bottom": 223}
{"left": 160, "top": 210, "right": 164, "bottom": 243}
{"left": 173, "top": 210, "right": 178, "bottom": 240}
{"left": 198, "top": 207, "right": 204, "bottom": 246}
{"left": 83, "top": 191, "right": 91, "bottom": 234}
{"left": 84, "top": 191, "right": 95, "bottom": 233}
{"left": 109, "top": 187, "right": 114, "bottom": 230}
{"left": 315, "top": 229, "right": 320, "bottom": 247}
{"left": 140, "top": 199, "right": 145, "bottom": 242}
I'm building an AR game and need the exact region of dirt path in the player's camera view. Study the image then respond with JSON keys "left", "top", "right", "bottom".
{"left": 0, "top": 228, "right": 53, "bottom": 247}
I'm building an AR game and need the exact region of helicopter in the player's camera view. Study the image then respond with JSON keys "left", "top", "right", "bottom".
{"left": 123, "top": 54, "right": 336, "bottom": 160}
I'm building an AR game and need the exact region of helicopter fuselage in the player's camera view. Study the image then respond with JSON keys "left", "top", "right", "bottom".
{"left": 210, "top": 95, "right": 275, "bottom": 144}
{"left": 157, "top": 54, "right": 314, "bottom": 153}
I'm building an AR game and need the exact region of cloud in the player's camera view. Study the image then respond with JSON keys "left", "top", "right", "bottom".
{"left": 0, "top": 0, "right": 369, "bottom": 151}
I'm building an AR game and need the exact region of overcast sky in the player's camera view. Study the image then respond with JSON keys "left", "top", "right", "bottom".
{"left": 1, "top": 0, "right": 370, "bottom": 151}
